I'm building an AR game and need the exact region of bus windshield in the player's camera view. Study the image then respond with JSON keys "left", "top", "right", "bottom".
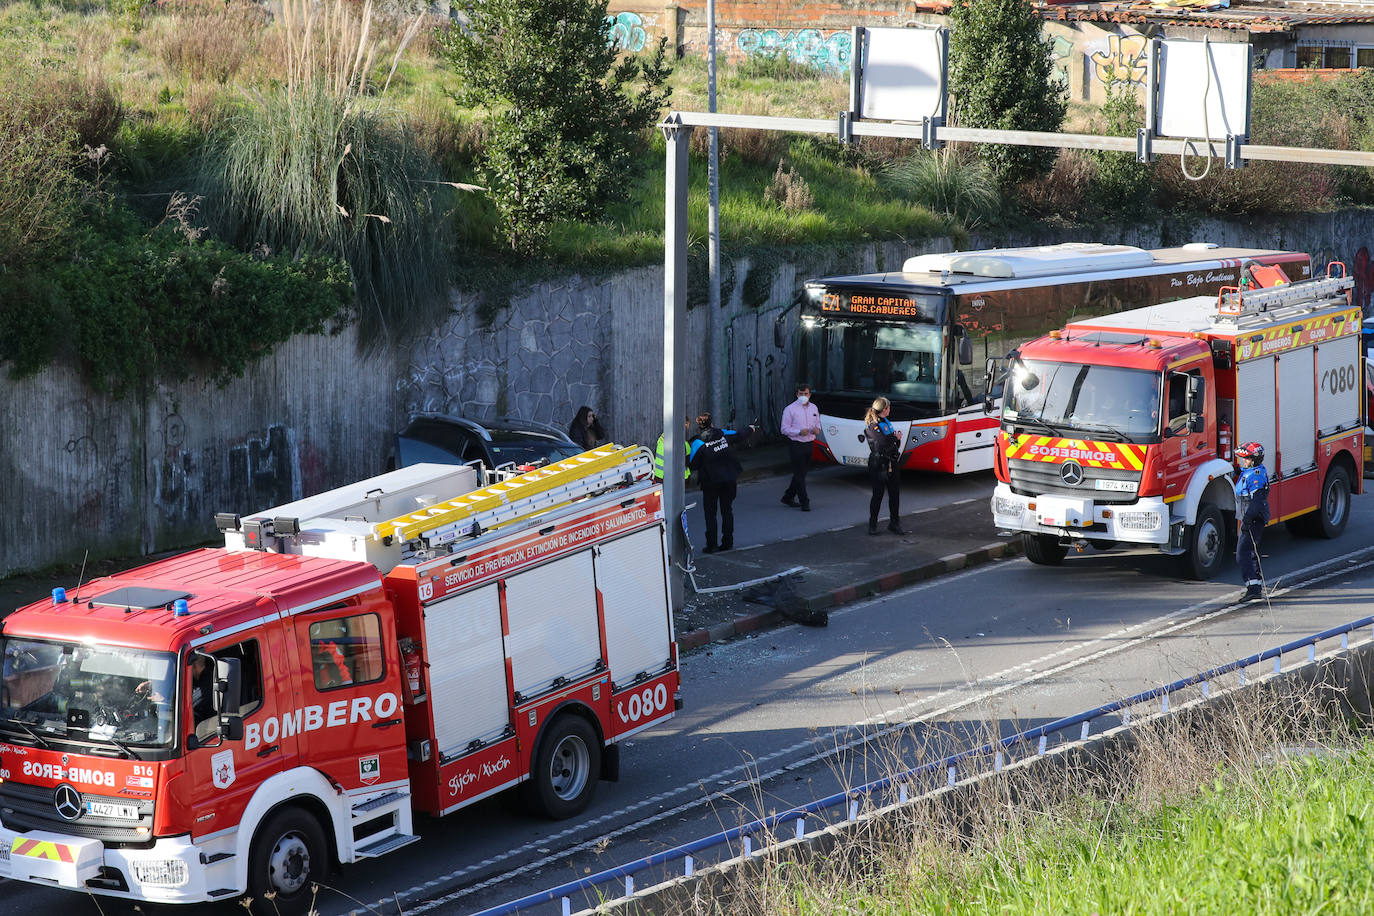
{"left": 801, "top": 322, "right": 945, "bottom": 409}
{"left": 1003, "top": 360, "right": 1162, "bottom": 441}
{"left": 0, "top": 639, "right": 178, "bottom": 749}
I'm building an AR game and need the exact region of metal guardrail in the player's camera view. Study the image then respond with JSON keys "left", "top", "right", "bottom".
{"left": 471, "top": 612, "right": 1374, "bottom": 916}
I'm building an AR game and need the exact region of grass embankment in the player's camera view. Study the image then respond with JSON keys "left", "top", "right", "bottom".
{"left": 673, "top": 684, "right": 1374, "bottom": 915}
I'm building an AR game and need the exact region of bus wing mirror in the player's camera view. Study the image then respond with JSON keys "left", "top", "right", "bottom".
{"left": 958, "top": 334, "right": 974, "bottom": 366}
{"left": 774, "top": 316, "right": 785, "bottom": 349}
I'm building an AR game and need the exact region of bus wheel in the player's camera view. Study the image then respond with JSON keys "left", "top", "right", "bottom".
{"left": 1180, "top": 504, "right": 1224, "bottom": 580}
{"left": 1314, "top": 464, "right": 1352, "bottom": 539}
{"left": 528, "top": 714, "right": 601, "bottom": 820}
{"left": 1022, "top": 533, "right": 1068, "bottom": 565}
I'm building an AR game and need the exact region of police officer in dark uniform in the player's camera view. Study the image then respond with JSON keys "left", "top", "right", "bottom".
{"left": 689, "top": 413, "right": 750, "bottom": 554}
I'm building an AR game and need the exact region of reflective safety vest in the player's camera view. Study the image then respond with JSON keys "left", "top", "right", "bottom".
{"left": 654, "top": 435, "right": 689, "bottom": 480}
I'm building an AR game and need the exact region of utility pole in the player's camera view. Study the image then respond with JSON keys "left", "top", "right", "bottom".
{"left": 706, "top": 0, "right": 723, "bottom": 421}
{"left": 662, "top": 116, "right": 691, "bottom": 609}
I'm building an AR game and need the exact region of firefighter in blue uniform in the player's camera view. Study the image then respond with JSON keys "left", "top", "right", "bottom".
{"left": 1233, "top": 441, "right": 1270, "bottom": 601}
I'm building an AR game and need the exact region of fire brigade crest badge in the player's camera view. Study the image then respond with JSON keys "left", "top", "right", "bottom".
{"left": 211, "top": 749, "right": 236, "bottom": 789}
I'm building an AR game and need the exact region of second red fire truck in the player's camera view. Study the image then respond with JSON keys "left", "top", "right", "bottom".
{"left": 989, "top": 270, "right": 1363, "bottom": 578}
{"left": 0, "top": 445, "right": 679, "bottom": 913}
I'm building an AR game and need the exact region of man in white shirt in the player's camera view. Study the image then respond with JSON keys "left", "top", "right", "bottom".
{"left": 779, "top": 383, "right": 821, "bottom": 511}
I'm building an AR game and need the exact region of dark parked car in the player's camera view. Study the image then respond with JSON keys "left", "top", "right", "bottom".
{"left": 389, "top": 414, "right": 586, "bottom": 472}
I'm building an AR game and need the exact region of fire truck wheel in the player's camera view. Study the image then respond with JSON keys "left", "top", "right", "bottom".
{"left": 246, "top": 807, "right": 328, "bottom": 915}
{"left": 1021, "top": 533, "right": 1068, "bottom": 565}
{"left": 1180, "top": 504, "right": 1225, "bottom": 580}
{"left": 1314, "top": 465, "right": 1352, "bottom": 539}
{"left": 529, "top": 715, "right": 601, "bottom": 820}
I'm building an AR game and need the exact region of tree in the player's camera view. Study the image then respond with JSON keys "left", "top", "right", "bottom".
{"left": 437, "top": 0, "right": 672, "bottom": 253}
{"left": 948, "top": 0, "right": 1067, "bottom": 189}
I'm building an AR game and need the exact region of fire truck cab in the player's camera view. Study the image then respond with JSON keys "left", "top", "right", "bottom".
{"left": 989, "top": 272, "right": 1363, "bottom": 578}
{"left": 0, "top": 446, "right": 678, "bottom": 913}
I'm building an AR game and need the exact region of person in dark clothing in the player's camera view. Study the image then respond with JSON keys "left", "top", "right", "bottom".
{"left": 568, "top": 406, "right": 606, "bottom": 451}
{"left": 1233, "top": 441, "right": 1270, "bottom": 601}
{"left": 689, "top": 413, "right": 750, "bottom": 554}
{"left": 189, "top": 654, "right": 216, "bottom": 726}
{"left": 863, "top": 397, "right": 904, "bottom": 535}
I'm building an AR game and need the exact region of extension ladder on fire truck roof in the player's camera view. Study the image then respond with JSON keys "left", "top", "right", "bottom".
{"left": 1216, "top": 274, "right": 1354, "bottom": 323}
{"left": 372, "top": 443, "right": 654, "bottom": 547}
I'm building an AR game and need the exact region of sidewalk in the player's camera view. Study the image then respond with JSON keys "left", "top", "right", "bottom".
{"left": 675, "top": 450, "right": 1019, "bottom": 648}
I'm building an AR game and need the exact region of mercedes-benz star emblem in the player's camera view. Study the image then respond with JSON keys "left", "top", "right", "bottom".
{"left": 54, "top": 784, "right": 82, "bottom": 821}
{"left": 1060, "top": 461, "right": 1085, "bottom": 486}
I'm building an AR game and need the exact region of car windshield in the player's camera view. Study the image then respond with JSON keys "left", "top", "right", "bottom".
{"left": 1003, "top": 359, "right": 1162, "bottom": 440}
{"left": 487, "top": 431, "right": 583, "bottom": 466}
{"left": 1, "top": 639, "right": 177, "bottom": 748}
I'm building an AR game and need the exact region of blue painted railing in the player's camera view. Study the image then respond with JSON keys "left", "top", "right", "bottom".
{"left": 471, "top": 613, "right": 1374, "bottom": 916}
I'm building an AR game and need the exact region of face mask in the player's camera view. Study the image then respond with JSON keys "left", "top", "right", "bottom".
{"left": 798, "top": 395, "right": 810, "bottom": 404}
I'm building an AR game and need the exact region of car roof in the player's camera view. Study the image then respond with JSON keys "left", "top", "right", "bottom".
{"left": 404, "top": 413, "right": 575, "bottom": 443}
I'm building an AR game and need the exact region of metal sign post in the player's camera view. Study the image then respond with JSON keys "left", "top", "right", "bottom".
{"left": 662, "top": 115, "right": 692, "bottom": 609}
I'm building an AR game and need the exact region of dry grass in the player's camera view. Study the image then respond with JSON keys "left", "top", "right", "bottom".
{"left": 152, "top": 0, "right": 268, "bottom": 84}
{"left": 644, "top": 661, "right": 1367, "bottom": 915}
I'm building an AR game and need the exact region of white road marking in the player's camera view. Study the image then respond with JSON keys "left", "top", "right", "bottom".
{"left": 336, "top": 544, "right": 1374, "bottom": 916}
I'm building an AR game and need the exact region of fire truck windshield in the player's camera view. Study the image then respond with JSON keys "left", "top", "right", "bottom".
{"left": 0, "top": 639, "right": 177, "bottom": 749}
{"left": 1004, "top": 360, "right": 1162, "bottom": 441}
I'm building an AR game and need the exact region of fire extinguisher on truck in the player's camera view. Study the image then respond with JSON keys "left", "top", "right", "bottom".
{"left": 0, "top": 445, "right": 680, "bottom": 914}
{"left": 986, "top": 267, "right": 1363, "bottom": 579}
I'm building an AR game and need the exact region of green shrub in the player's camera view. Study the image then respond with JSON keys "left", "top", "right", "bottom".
{"left": 882, "top": 148, "right": 1000, "bottom": 228}
{"left": 208, "top": 84, "right": 453, "bottom": 340}
{"left": 0, "top": 204, "right": 353, "bottom": 394}
{"left": 1088, "top": 84, "right": 1155, "bottom": 217}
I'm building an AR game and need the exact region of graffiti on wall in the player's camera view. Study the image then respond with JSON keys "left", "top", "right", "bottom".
{"left": 607, "top": 11, "right": 650, "bottom": 52}
{"left": 1312, "top": 245, "right": 1374, "bottom": 313}
{"left": 736, "top": 28, "right": 853, "bottom": 74}
{"left": 1088, "top": 34, "right": 1149, "bottom": 87}
{"left": 1050, "top": 35, "right": 1073, "bottom": 88}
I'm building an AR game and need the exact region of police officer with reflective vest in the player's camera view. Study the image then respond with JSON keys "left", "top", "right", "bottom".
{"left": 688, "top": 413, "right": 750, "bottom": 554}
{"left": 1233, "top": 441, "right": 1270, "bottom": 601}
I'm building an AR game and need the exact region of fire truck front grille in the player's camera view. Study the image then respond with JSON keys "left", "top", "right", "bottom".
{"left": 1009, "top": 460, "right": 1142, "bottom": 504}
{"left": 0, "top": 781, "right": 154, "bottom": 844}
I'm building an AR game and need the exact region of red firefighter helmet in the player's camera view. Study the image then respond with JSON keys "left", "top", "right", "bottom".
{"left": 1234, "top": 441, "right": 1265, "bottom": 463}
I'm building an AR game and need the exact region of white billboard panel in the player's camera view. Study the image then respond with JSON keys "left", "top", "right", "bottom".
{"left": 1156, "top": 39, "right": 1251, "bottom": 141}
{"left": 858, "top": 27, "right": 947, "bottom": 123}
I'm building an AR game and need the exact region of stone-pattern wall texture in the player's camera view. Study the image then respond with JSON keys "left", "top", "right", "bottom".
{"left": 6, "top": 210, "right": 1374, "bottom": 576}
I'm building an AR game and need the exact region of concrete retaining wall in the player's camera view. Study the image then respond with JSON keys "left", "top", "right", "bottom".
{"left": 4, "top": 210, "right": 1374, "bottom": 576}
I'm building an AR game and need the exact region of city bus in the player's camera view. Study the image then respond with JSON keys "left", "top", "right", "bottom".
{"left": 796, "top": 243, "right": 1311, "bottom": 474}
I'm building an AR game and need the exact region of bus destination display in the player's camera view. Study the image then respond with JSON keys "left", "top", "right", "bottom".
{"left": 818, "top": 291, "right": 928, "bottom": 319}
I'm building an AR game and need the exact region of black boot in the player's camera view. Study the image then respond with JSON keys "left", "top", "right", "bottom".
{"left": 720, "top": 538, "right": 732, "bottom": 551}
{"left": 703, "top": 543, "right": 719, "bottom": 554}
{"left": 868, "top": 519, "right": 878, "bottom": 535}
{"left": 888, "top": 519, "right": 906, "bottom": 535}
{"left": 1243, "top": 583, "right": 1263, "bottom": 601}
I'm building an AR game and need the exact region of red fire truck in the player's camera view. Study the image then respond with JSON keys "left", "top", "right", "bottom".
{"left": 988, "top": 271, "right": 1362, "bottom": 578}
{"left": 0, "top": 446, "right": 679, "bottom": 912}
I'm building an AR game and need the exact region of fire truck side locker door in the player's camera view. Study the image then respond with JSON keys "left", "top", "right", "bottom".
{"left": 1278, "top": 348, "right": 1316, "bottom": 480}
{"left": 595, "top": 525, "right": 673, "bottom": 691}
{"left": 1316, "top": 334, "right": 1361, "bottom": 435}
{"left": 1236, "top": 355, "right": 1278, "bottom": 493}
{"left": 504, "top": 552, "right": 601, "bottom": 701}
{"left": 421, "top": 585, "right": 511, "bottom": 757}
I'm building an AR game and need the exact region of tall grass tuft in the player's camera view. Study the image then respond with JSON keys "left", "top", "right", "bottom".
{"left": 207, "top": 0, "right": 450, "bottom": 342}
{"left": 212, "top": 84, "right": 452, "bottom": 342}
{"left": 882, "top": 147, "right": 1000, "bottom": 229}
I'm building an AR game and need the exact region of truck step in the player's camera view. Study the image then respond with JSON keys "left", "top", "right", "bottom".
{"left": 353, "top": 833, "right": 420, "bottom": 859}
{"left": 352, "top": 790, "right": 409, "bottom": 815}
{"left": 202, "top": 851, "right": 235, "bottom": 864}
{"left": 208, "top": 887, "right": 238, "bottom": 897}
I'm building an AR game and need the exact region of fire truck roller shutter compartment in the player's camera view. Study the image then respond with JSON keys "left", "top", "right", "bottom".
{"left": 1317, "top": 332, "right": 1361, "bottom": 434}
{"left": 1237, "top": 357, "right": 1278, "bottom": 483}
{"left": 423, "top": 585, "right": 510, "bottom": 755}
{"left": 504, "top": 551, "right": 601, "bottom": 699}
{"left": 594, "top": 527, "right": 672, "bottom": 690}
{"left": 1278, "top": 349, "right": 1317, "bottom": 477}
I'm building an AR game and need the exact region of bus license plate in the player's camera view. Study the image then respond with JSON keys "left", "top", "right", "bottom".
{"left": 88, "top": 801, "right": 139, "bottom": 820}
{"left": 1095, "top": 479, "right": 1138, "bottom": 493}
{"left": 843, "top": 456, "right": 867, "bottom": 467}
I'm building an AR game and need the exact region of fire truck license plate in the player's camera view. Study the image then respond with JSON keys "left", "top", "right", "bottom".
{"left": 87, "top": 801, "right": 139, "bottom": 820}
{"left": 843, "top": 456, "right": 867, "bottom": 466}
{"left": 1095, "top": 479, "right": 1138, "bottom": 493}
